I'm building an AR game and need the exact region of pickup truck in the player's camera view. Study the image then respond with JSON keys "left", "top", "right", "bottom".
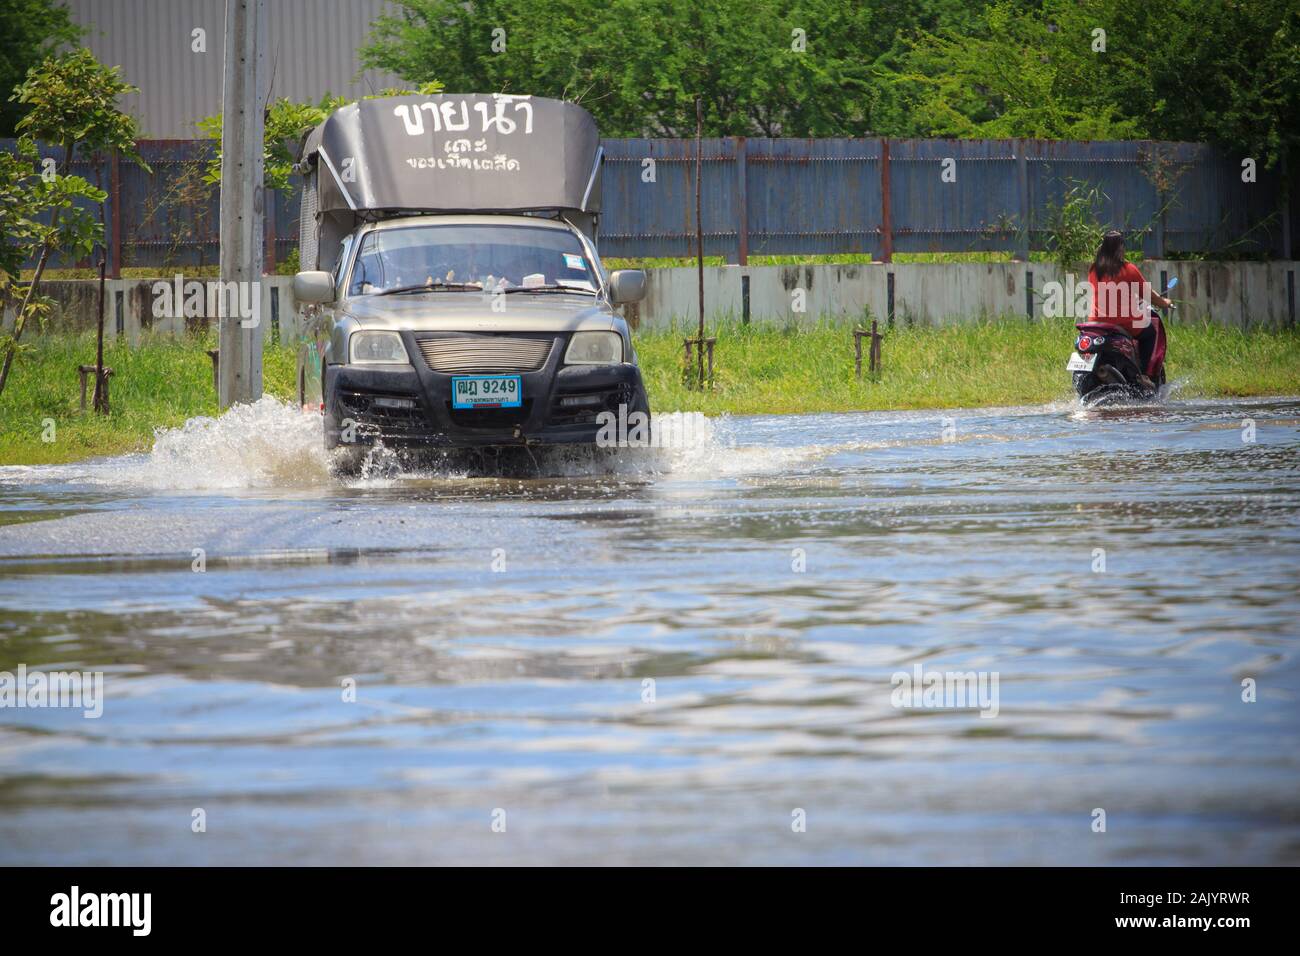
{"left": 291, "top": 94, "right": 648, "bottom": 469}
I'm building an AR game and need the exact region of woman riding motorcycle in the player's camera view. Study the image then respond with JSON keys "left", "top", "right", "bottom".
{"left": 1087, "top": 230, "right": 1173, "bottom": 388}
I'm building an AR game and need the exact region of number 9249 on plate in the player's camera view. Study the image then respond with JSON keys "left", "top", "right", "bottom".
{"left": 451, "top": 374, "right": 523, "bottom": 409}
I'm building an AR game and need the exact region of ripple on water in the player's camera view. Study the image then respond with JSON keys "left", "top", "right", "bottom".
{"left": 0, "top": 396, "right": 1298, "bottom": 863}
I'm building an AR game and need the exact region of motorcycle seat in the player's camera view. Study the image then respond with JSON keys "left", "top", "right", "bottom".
{"left": 1075, "top": 321, "right": 1133, "bottom": 339}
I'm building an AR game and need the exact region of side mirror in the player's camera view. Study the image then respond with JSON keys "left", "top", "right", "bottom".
{"left": 608, "top": 269, "right": 646, "bottom": 305}
{"left": 294, "top": 270, "right": 335, "bottom": 304}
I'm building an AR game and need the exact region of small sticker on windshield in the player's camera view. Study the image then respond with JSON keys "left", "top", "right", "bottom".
{"left": 563, "top": 253, "right": 587, "bottom": 271}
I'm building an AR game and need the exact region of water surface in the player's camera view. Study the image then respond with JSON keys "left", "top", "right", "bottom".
{"left": 1, "top": 396, "right": 1297, "bottom": 865}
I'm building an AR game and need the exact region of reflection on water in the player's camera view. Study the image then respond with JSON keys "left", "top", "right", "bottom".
{"left": 1, "top": 397, "right": 1298, "bottom": 865}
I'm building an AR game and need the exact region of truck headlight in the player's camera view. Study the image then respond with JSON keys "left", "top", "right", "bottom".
{"left": 349, "top": 330, "right": 409, "bottom": 365}
{"left": 564, "top": 331, "right": 623, "bottom": 365}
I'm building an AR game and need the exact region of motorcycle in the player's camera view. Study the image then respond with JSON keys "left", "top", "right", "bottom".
{"left": 1068, "top": 276, "right": 1177, "bottom": 405}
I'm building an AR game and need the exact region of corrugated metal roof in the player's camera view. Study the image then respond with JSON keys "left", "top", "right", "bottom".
{"left": 65, "top": 0, "right": 405, "bottom": 137}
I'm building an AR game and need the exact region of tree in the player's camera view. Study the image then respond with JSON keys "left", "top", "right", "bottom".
{"left": 879, "top": 0, "right": 1300, "bottom": 168}
{"left": 363, "top": 0, "right": 1292, "bottom": 164}
{"left": 878, "top": 1, "right": 1148, "bottom": 140}
{"left": 0, "top": 0, "right": 82, "bottom": 136}
{"left": 0, "top": 49, "right": 145, "bottom": 401}
{"left": 358, "top": 0, "right": 986, "bottom": 137}
{"left": 0, "top": 140, "right": 103, "bottom": 399}
{"left": 1141, "top": 0, "right": 1300, "bottom": 170}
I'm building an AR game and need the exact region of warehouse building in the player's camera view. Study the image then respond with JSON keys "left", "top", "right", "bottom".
{"left": 65, "top": 0, "right": 403, "bottom": 137}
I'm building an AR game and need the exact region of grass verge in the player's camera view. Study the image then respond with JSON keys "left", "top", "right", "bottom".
{"left": 638, "top": 317, "right": 1300, "bottom": 415}
{"left": 0, "top": 319, "right": 1296, "bottom": 464}
{"left": 0, "top": 332, "right": 297, "bottom": 465}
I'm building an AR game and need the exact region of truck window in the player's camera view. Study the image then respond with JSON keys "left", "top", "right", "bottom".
{"left": 347, "top": 224, "right": 596, "bottom": 296}
{"left": 332, "top": 235, "right": 352, "bottom": 288}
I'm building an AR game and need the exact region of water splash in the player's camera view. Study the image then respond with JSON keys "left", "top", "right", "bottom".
{"left": 5, "top": 400, "right": 780, "bottom": 490}
{"left": 142, "top": 396, "right": 333, "bottom": 489}
{"left": 334, "top": 410, "right": 776, "bottom": 484}
{"left": 10, "top": 398, "right": 1199, "bottom": 492}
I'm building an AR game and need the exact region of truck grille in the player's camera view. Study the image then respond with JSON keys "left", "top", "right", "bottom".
{"left": 416, "top": 335, "right": 553, "bottom": 373}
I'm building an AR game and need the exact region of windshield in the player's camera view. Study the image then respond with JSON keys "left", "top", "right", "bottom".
{"left": 347, "top": 223, "right": 597, "bottom": 296}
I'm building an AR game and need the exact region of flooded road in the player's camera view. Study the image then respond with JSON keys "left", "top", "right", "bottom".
{"left": 1, "top": 396, "right": 1298, "bottom": 865}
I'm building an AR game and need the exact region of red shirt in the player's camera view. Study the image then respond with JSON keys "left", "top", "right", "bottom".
{"left": 1088, "top": 262, "right": 1151, "bottom": 331}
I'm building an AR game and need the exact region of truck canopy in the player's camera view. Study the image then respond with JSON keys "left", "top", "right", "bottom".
{"left": 296, "top": 94, "right": 603, "bottom": 272}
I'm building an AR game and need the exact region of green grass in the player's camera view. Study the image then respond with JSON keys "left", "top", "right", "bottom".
{"left": 0, "top": 332, "right": 297, "bottom": 465}
{"left": 634, "top": 316, "right": 1300, "bottom": 415}
{"left": 1, "top": 320, "right": 1296, "bottom": 465}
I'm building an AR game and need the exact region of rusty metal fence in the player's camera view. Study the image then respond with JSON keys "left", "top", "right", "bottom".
{"left": 5, "top": 136, "right": 1293, "bottom": 272}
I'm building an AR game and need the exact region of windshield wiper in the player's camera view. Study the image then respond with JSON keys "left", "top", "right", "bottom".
{"left": 372, "top": 281, "right": 481, "bottom": 296}
{"left": 500, "top": 284, "right": 596, "bottom": 295}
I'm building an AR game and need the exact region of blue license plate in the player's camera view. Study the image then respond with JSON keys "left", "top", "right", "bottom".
{"left": 451, "top": 374, "right": 522, "bottom": 409}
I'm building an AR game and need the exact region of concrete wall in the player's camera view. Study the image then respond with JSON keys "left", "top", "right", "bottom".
{"left": 8, "top": 262, "right": 1297, "bottom": 344}
{"left": 636, "top": 260, "right": 1300, "bottom": 330}
{"left": 4, "top": 276, "right": 304, "bottom": 345}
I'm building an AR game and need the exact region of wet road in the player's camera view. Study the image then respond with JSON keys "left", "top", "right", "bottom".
{"left": 1, "top": 396, "right": 1298, "bottom": 865}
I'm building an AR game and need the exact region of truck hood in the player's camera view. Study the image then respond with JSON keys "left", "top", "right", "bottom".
{"left": 340, "top": 291, "right": 616, "bottom": 334}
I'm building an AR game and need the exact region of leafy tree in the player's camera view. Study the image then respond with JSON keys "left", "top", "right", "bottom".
{"left": 0, "top": 0, "right": 82, "bottom": 136}
{"left": 1140, "top": 0, "right": 1299, "bottom": 170}
{"left": 0, "top": 49, "right": 145, "bottom": 401}
{"left": 360, "top": 0, "right": 1296, "bottom": 169}
{"left": 358, "top": 0, "right": 985, "bottom": 136}
{"left": 880, "top": 0, "right": 1300, "bottom": 167}
{"left": 0, "top": 140, "right": 101, "bottom": 276}
{"left": 878, "top": 1, "right": 1160, "bottom": 139}
{"left": 846, "top": 0, "right": 994, "bottom": 136}
{"left": 0, "top": 141, "right": 105, "bottom": 401}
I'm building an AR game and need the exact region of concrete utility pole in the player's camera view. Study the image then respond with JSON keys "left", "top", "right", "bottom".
{"left": 217, "top": 0, "right": 266, "bottom": 407}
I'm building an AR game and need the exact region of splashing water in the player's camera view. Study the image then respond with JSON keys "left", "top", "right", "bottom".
{"left": 143, "top": 396, "right": 333, "bottom": 489}
{"left": 338, "top": 409, "right": 784, "bottom": 484}
{"left": 7, "top": 396, "right": 1193, "bottom": 493}
{"left": 7, "top": 399, "right": 805, "bottom": 491}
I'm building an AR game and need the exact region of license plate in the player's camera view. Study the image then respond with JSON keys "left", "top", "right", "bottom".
{"left": 1066, "top": 351, "right": 1097, "bottom": 372}
{"left": 451, "top": 374, "right": 522, "bottom": 409}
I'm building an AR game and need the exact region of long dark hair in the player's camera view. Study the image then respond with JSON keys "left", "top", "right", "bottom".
{"left": 1092, "top": 230, "right": 1126, "bottom": 280}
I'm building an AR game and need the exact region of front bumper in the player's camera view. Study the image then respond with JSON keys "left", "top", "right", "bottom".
{"left": 324, "top": 332, "right": 646, "bottom": 449}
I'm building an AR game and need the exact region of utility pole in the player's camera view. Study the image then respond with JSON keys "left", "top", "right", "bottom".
{"left": 218, "top": 0, "right": 266, "bottom": 407}
{"left": 694, "top": 97, "right": 704, "bottom": 389}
